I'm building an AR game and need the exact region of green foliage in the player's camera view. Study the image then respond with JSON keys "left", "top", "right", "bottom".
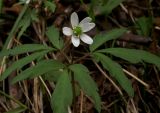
{"left": 0, "top": 0, "right": 3, "bottom": 13}
{"left": 4, "top": 107, "right": 27, "bottom": 113}
{"left": 100, "top": 0, "right": 124, "bottom": 15}
{"left": 1, "top": 1, "right": 160, "bottom": 113}
{"left": 0, "top": 44, "right": 53, "bottom": 57}
{"left": 93, "top": 52, "right": 134, "bottom": 97}
{"left": 30, "top": 9, "right": 39, "bottom": 22}
{"left": 11, "top": 59, "right": 65, "bottom": 84}
{"left": 44, "top": 70, "right": 64, "bottom": 82}
{"left": 0, "top": 50, "right": 50, "bottom": 81}
{"left": 135, "top": 16, "right": 153, "bottom": 37}
{"left": 46, "top": 26, "right": 64, "bottom": 50}
{"left": 69, "top": 64, "right": 101, "bottom": 113}
{"left": 17, "top": 9, "right": 31, "bottom": 39}
{"left": 97, "top": 48, "right": 160, "bottom": 70}
{"left": 90, "top": 28, "right": 127, "bottom": 52}
{"left": 17, "top": 8, "right": 39, "bottom": 39}
{"left": 93, "top": 47, "right": 160, "bottom": 96}
{"left": 51, "top": 70, "right": 73, "bottom": 113}
{"left": 90, "top": 0, "right": 124, "bottom": 15}
{"left": 2, "top": 4, "right": 29, "bottom": 50}
{"left": 44, "top": 1, "right": 56, "bottom": 13}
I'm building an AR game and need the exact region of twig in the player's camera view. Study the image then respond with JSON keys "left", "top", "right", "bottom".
{"left": 0, "top": 100, "right": 9, "bottom": 111}
{"left": 120, "top": 3, "right": 135, "bottom": 23}
{"left": 131, "top": 99, "right": 138, "bottom": 113}
{"left": 39, "top": 76, "right": 51, "bottom": 97}
{"left": 19, "top": 81, "right": 35, "bottom": 111}
{"left": 123, "top": 69, "right": 149, "bottom": 88}
{"left": 73, "top": 53, "right": 90, "bottom": 63}
{"left": 33, "top": 77, "right": 39, "bottom": 113}
{"left": 39, "top": 89, "right": 44, "bottom": 113}
{"left": 80, "top": 90, "right": 84, "bottom": 113}
{"left": 120, "top": 3, "right": 129, "bottom": 14}
{"left": 0, "top": 90, "right": 27, "bottom": 109}
{"left": 93, "top": 61, "right": 123, "bottom": 96}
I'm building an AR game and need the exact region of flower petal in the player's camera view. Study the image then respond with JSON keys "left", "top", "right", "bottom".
{"left": 80, "top": 34, "right": 93, "bottom": 45}
{"left": 71, "top": 12, "right": 79, "bottom": 28}
{"left": 79, "top": 17, "right": 92, "bottom": 25}
{"left": 26, "top": 0, "right": 30, "bottom": 4}
{"left": 79, "top": 23, "right": 95, "bottom": 32}
{"left": 62, "top": 27, "right": 73, "bottom": 36}
{"left": 71, "top": 35, "right": 80, "bottom": 47}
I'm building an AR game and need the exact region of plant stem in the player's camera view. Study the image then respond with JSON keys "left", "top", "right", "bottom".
{"left": 71, "top": 72, "right": 76, "bottom": 113}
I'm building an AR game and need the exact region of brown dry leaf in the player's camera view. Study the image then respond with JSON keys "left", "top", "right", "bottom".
{"left": 120, "top": 33, "right": 152, "bottom": 44}
{"left": 3, "top": 3, "right": 23, "bottom": 14}
{"left": 154, "top": 17, "right": 160, "bottom": 26}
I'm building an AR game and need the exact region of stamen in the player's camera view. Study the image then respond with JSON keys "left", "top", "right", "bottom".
{"left": 73, "top": 26, "right": 82, "bottom": 36}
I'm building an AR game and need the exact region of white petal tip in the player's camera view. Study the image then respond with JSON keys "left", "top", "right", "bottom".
{"left": 62, "top": 27, "right": 72, "bottom": 36}
{"left": 72, "top": 36, "right": 80, "bottom": 47}
{"left": 26, "top": 0, "right": 30, "bottom": 4}
{"left": 71, "top": 12, "right": 79, "bottom": 28}
{"left": 80, "top": 22, "right": 96, "bottom": 32}
{"left": 88, "top": 40, "right": 93, "bottom": 45}
{"left": 80, "top": 34, "right": 93, "bottom": 45}
{"left": 73, "top": 44, "right": 79, "bottom": 47}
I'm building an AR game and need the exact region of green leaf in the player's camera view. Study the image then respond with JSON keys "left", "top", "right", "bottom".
{"left": 16, "top": 8, "right": 39, "bottom": 39}
{"left": 135, "top": 16, "right": 153, "bottom": 37}
{"left": 30, "top": 9, "right": 39, "bottom": 22}
{"left": 100, "top": 0, "right": 124, "bottom": 15}
{"left": 51, "top": 70, "right": 73, "bottom": 113}
{"left": 46, "top": 26, "right": 63, "bottom": 49}
{"left": 44, "top": 1, "right": 56, "bottom": 13}
{"left": 3, "top": 4, "right": 29, "bottom": 50}
{"left": 97, "top": 48, "right": 160, "bottom": 70}
{"left": 43, "top": 70, "right": 63, "bottom": 82}
{"left": 4, "top": 107, "right": 27, "bottom": 113}
{"left": 0, "top": 44, "right": 53, "bottom": 57}
{"left": 11, "top": 59, "right": 65, "bottom": 84}
{"left": 16, "top": 8, "right": 31, "bottom": 39}
{"left": 0, "top": 0, "right": 3, "bottom": 13}
{"left": 69, "top": 64, "right": 101, "bottom": 113}
{"left": 93, "top": 52, "right": 134, "bottom": 97}
{"left": 90, "top": 0, "right": 124, "bottom": 16}
{"left": 0, "top": 50, "right": 49, "bottom": 81}
{"left": 89, "top": 28, "right": 127, "bottom": 52}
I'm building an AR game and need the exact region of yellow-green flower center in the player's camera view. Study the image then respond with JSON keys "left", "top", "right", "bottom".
{"left": 73, "top": 26, "right": 82, "bottom": 36}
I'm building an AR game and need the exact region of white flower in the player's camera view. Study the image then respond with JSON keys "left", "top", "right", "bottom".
{"left": 25, "top": 0, "right": 30, "bottom": 4}
{"left": 62, "top": 12, "right": 95, "bottom": 47}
